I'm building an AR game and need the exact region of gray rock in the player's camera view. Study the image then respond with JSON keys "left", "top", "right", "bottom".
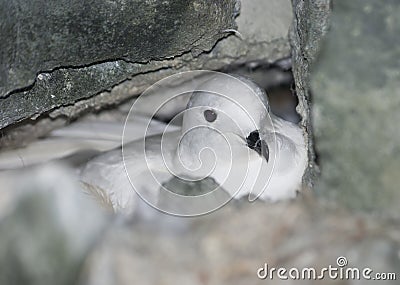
{"left": 0, "top": 0, "right": 237, "bottom": 128}
{"left": 311, "top": 0, "right": 400, "bottom": 217}
{"left": 0, "top": 0, "right": 293, "bottom": 138}
{"left": 81, "top": 200, "right": 400, "bottom": 285}
{"left": 289, "top": 0, "right": 331, "bottom": 189}
{"left": 0, "top": 0, "right": 238, "bottom": 97}
{"left": 0, "top": 164, "right": 109, "bottom": 285}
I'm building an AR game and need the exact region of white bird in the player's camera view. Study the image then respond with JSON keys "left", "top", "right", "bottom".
{"left": 80, "top": 72, "right": 307, "bottom": 216}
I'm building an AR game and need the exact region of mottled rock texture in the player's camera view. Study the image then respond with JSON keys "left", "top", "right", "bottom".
{"left": 0, "top": 0, "right": 293, "bottom": 133}
{"left": 290, "top": 0, "right": 331, "bottom": 189}
{"left": 311, "top": 0, "right": 400, "bottom": 217}
{"left": 0, "top": 0, "right": 237, "bottom": 128}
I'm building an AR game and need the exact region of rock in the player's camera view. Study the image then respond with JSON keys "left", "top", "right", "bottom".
{"left": 311, "top": 0, "right": 400, "bottom": 217}
{"left": 0, "top": 0, "right": 238, "bottom": 97}
{"left": 0, "top": 164, "right": 109, "bottom": 285}
{"left": 81, "top": 200, "right": 400, "bottom": 285}
{"left": 289, "top": 0, "right": 331, "bottom": 189}
{"left": 0, "top": 0, "right": 237, "bottom": 128}
{"left": 0, "top": 0, "right": 293, "bottom": 134}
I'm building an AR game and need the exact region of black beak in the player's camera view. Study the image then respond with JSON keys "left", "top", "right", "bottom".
{"left": 246, "top": 130, "right": 269, "bottom": 162}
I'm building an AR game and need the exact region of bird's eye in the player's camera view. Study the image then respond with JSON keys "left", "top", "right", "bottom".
{"left": 204, "top": 109, "right": 217, "bottom": 122}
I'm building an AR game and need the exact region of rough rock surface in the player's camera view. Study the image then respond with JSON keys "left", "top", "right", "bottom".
{"left": 289, "top": 0, "right": 331, "bottom": 189}
{"left": 0, "top": 0, "right": 237, "bottom": 128}
{"left": 311, "top": 0, "right": 400, "bottom": 217}
{"left": 0, "top": 0, "right": 293, "bottom": 132}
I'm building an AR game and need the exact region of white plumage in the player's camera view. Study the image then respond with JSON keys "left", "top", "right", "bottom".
{"left": 80, "top": 73, "right": 307, "bottom": 216}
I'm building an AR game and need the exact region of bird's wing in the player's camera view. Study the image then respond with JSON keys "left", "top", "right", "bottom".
{"left": 0, "top": 116, "right": 179, "bottom": 170}
{"left": 79, "top": 131, "right": 179, "bottom": 214}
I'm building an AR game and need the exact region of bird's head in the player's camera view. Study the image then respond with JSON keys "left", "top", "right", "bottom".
{"left": 180, "top": 74, "right": 271, "bottom": 163}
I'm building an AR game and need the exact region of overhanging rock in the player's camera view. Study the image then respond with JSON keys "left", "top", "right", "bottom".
{"left": 1, "top": 0, "right": 294, "bottom": 147}
{"left": 1, "top": 0, "right": 238, "bottom": 128}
